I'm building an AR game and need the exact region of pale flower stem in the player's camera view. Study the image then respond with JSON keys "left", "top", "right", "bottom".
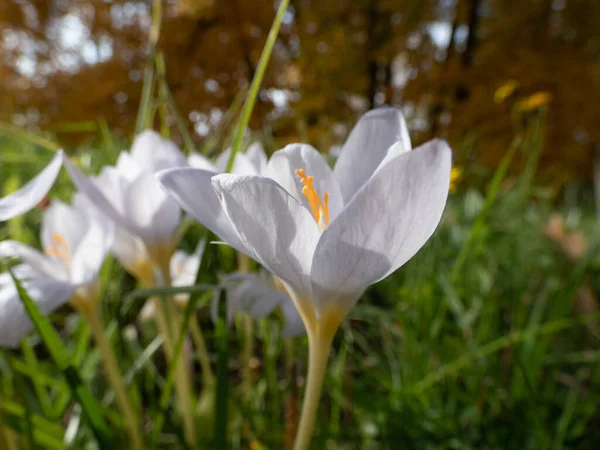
{"left": 293, "top": 329, "right": 334, "bottom": 450}
{"left": 155, "top": 265, "right": 197, "bottom": 445}
{"left": 242, "top": 314, "right": 254, "bottom": 396}
{"left": 0, "top": 425, "right": 16, "bottom": 450}
{"left": 83, "top": 307, "right": 145, "bottom": 450}
{"left": 0, "top": 393, "right": 16, "bottom": 450}
{"left": 237, "top": 253, "right": 254, "bottom": 398}
{"left": 151, "top": 296, "right": 196, "bottom": 444}
{"left": 189, "top": 318, "right": 215, "bottom": 386}
{"left": 0, "top": 395, "right": 17, "bottom": 450}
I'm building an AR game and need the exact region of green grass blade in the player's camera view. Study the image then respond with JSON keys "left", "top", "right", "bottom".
{"left": 225, "top": 0, "right": 290, "bottom": 172}
{"left": 135, "top": 0, "right": 163, "bottom": 133}
{"left": 125, "top": 284, "right": 213, "bottom": 302}
{"left": 9, "top": 271, "right": 114, "bottom": 448}
{"left": 450, "top": 135, "right": 522, "bottom": 281}
{"left": 214, "top": 314, "right": 229, "bottom": 450}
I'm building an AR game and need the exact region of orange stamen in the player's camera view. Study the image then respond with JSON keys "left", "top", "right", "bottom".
{"left": 45, "top": 232, "right": 72, "bottom": 268}
{"left": 295, "top": 169, "right": 330, "bottom": 230}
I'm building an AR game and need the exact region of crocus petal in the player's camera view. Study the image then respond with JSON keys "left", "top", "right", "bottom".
{"left": 0, "top": 241, "right": 68, "bottom": 280}
{"left": 0, "top": 150, "right": 63, "bottom": 221}
{"left": 188, "top": 153, "right": 218, "bottom": 172}
{"left": 93, "top": 166, "right": 130, "bottom": 215}
{"left": 245, "top": 143, "right": 268, "bottom": 174}
{"left": 64, "top": 158, "right": 124, "bottom": 225}
{"left": 71, "top": 215, "right": 115, "bottom": 284}
{"left": 111, "top": 227, "right": 149, "bottom": 272}
{"left": 73, "top": 192, "right": 144, "bottom": 270}
{"left": 171, "top": 240, "right": 205, "bottom": 287}
{"left": 333, "top": 108, "right": 410, "bottom": 203}
{"left": 130, "top": 130, "right": 188, "bottom": 173}
{"left": 267, "top": 144, "right": 344, "bottom": 222}
{"left": 212, "top": 174, "right": 320, "bottom": 300}
{"left": 41, "top": 199, "right": 88, "bottom": 258}
{"left": 231, "top": 273, "right": 286, "bottom": 319}
{"left": 311, "top": 139, "right": 451, "bottom": 313}
{"left": 280, "top": 298, "right": 306, "bottom": 337}
{"left": 124, "top": 172, "right": 181, "bottom": 244}
{"left": 157, "top": 168, "right": 247, "bottom": 253}
{"left": 0, "top": 276, "right": 75, "bottom": 348}
{"left": 115, "top": 151, "right": 143, "bottom": 181}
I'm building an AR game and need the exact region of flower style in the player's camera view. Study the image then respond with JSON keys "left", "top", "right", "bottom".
{"left": 0, "top": 197, "right": 114, "bottom": 347}
{"left": 63, "top": 130, "right": 188, "bottom": 284}
{"left": 158, "top": 107, "right": 451, "bottom": 332}
{"left": 211, "top": 271, "right": 305, "bottom": 337}
{"left": 0, "top": 150, "right": 63, "bottom": 221}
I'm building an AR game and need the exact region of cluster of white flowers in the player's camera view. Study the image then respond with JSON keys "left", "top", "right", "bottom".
{"left": 0, "top": 107, "right": 451, "bottom": 353}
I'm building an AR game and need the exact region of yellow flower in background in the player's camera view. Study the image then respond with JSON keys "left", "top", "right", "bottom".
{"left": 450, "top": 166, "right": 462, "bottom": 192}
{"left": 516, "top": 91, "right": 552, "bottom": 112}
{"left": 494, "top": 80, "right": 518, "bottom": 103}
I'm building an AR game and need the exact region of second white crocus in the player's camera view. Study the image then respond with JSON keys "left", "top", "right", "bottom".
{"left": 0, "top": 197, "right": 114, "bottom": 346}
{"left": 64, "top": 130, "right": 187, "bottom": 282}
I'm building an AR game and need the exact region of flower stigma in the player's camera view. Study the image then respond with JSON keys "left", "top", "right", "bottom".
{"left": 45, "top": 232, "right": 72, "bottom": 269}
{"left": 295, "top": 169, "right": 329, "bottom": 231}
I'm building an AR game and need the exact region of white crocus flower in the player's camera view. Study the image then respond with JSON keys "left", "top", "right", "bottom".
{"left": 211, "top": 271, "right": 305, "bottom": 337}
{"left": 0, "top": 198, "right": 114, "bottom": 347}
{"left": 63, "top": 130, "right": 187, "bottom": 282}
{"left": 158, "top": 107, "right": 450, "bottom": 325}
{"left": 0, "top": 151, "right": 63, "bottom": 221}
{"left": 159, "top": 107, "right": 451, "bottom": 450}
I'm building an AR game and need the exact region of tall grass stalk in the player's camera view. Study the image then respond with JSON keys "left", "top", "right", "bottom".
{"left": 76, "top": 303, "right": 144, "bottom": 450}
{"left": 225, "top": 0, "right": 290, "bottom": 171}
{"left": 154, "top": 263, "right": 197, "bottom": 445}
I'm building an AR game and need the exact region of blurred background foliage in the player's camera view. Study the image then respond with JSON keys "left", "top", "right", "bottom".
{"left": 0, "top": 0, "right": 599, "bottom": 186}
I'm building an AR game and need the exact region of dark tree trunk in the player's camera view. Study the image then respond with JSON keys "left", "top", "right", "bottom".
{"left": 461, "top": 0, "right": 481, "bottom": 68}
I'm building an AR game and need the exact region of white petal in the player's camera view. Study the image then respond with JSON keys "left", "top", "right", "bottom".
{"left": 72, "top": 192, "right": 143, "bottom": 272}
{"left": 0, "top": 241, "right": 68, "bottom": 280}
{"left": 93, "top": 166, "right": 130, "bottom": 216}
{"left": 130, "top": 130, "right": 188, "bottom": 173}
{"left": 188, "top": 153, "right": 217, "bottom": 172}
{"left": 111, "top": 227, "right": 149, "bottom": 273}
{"left": 267, "top": 144, "right": 344, "bottom": 222}
{"left": 70, "top": 213, "right": 114, "bottom": 284}
{"left": 333, "top": 108, "right": 410, "bottom": 203}
{"left": 215, "top": 272, "right": 282, "bottom": 324}
{"left": 215, "top": 148, "right": 259, "bottom": 175}
{"left": 212, "top": 174, "right": 320, "bottom": 300}
{"left": 311, "top": 139, "right": 451, "bottom": 313}
{"left": 245, "top": 142, "right": 268, "bottom": 174}
{"left": 41, "top": 199, "right": 88, "bottom": 258}
{"left": 171, "top": 240, "right": 205, "bottom": 287}
{"left": 0, "top": 276, "right": 75, "bottom": 348}
{"left": 64, "top": 158, "right": 124, "bottom": 225}
{"left": 229, "top": 273, "right": 284, "bottom": 319}
{"left": 124, "top": 173, "right": 181, "bottom": 244}
{"left": 115, "top": 151, "right": 143, "bottom": 181}
{"left": 157, "top": 168, "right": 247, "bottom": 253}
{"left": 0, "top": 151, "right": 63, "bottom": 221}
{"left": 280, "top": 297, "right": 306, "bottom": 337}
